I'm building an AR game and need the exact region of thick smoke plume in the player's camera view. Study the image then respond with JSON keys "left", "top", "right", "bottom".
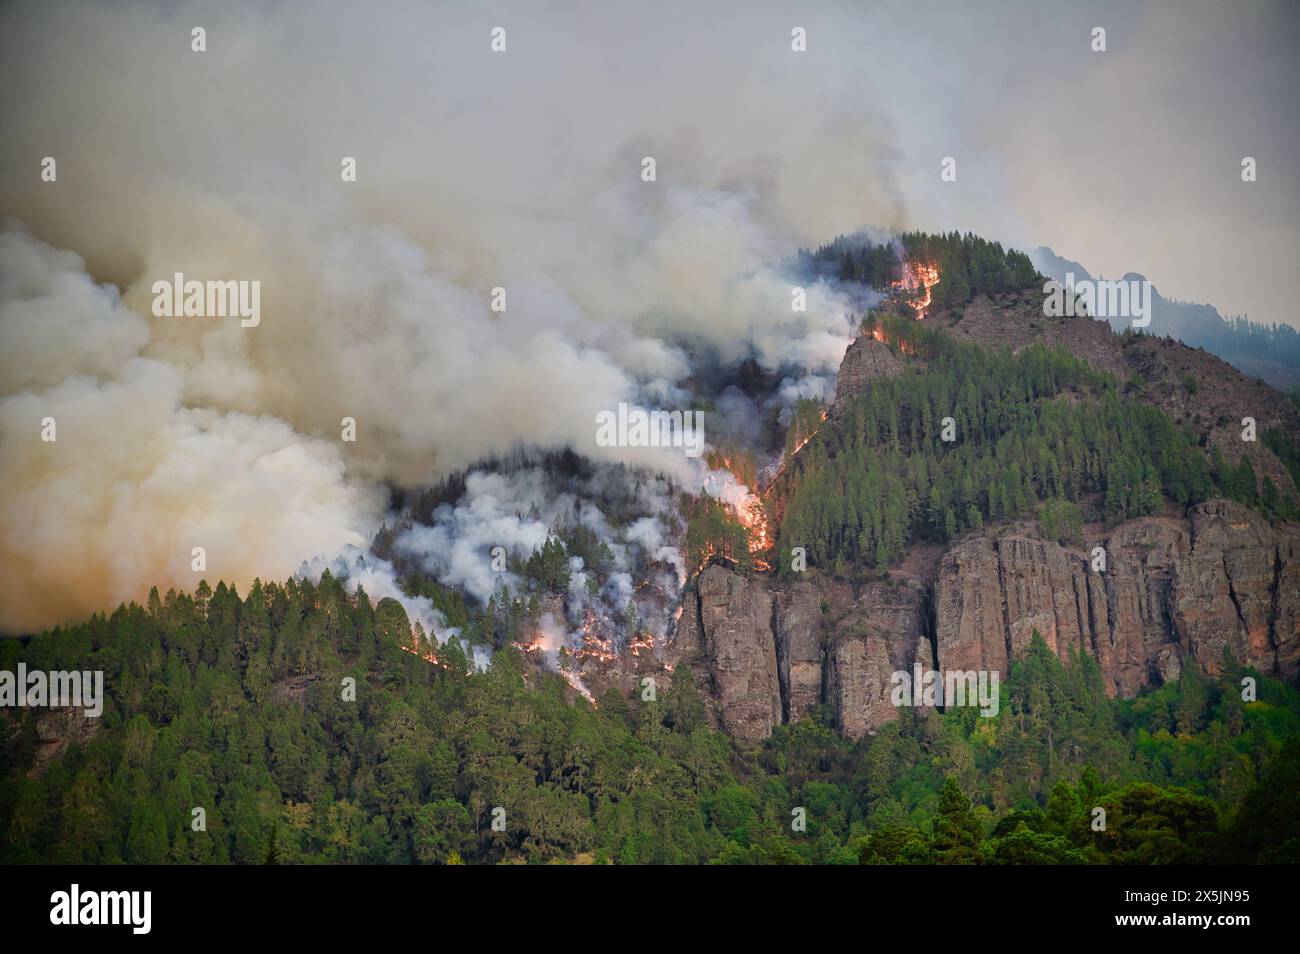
{"left": 0, "top": 1, "right": 905, "bottom": 634}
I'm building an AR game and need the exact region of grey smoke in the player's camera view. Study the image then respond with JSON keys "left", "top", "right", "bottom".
{"left": 4, "top": 0, "right": 1293, "bottom": 634}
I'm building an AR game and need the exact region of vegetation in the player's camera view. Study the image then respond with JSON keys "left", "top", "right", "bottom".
{"left": 798, "top": 230, "right": 1040, "bottom": 310}
{"left": 682, "top": 496, "right": 752, "bottom": 572}
{"left": 2, "top": 575, "right": 1296, "bottom": 865}
{"left": 4, "top": 229, "right": 1296, "bottom": 866}
{"left": 775, "top": 318, "right": 1298, "bottom": 576}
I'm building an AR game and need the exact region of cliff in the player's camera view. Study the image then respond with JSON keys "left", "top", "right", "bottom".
{"left": 669, "top": 499, "right": 1298, "bottom": 741}
{"left": 663, "top": 295, "right": 1300, "bottom": 743}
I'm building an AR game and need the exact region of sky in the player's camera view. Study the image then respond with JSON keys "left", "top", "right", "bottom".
{"left": 2, "top": 0, "right": 1297, "bottom": 321}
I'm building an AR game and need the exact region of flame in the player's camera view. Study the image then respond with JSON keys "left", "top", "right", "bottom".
{"left": 705, "top": 455, "right": 774, "bottom": 571}
{"left": 574, "top": 614, "right": 619, "bottom": 664}
{"left": 693, "top": 542, "right": 718, "bottom": 576}
{"left": 628, "top": 631, "right": 655, "bottom": 657}
{"left": 515, "top": 630, "right": 600, "bottom": 704}
{"left": 891, "top": 261, "right": 941, "bottom": 318}
{"left": 515, "top": 634, "right": 546, "bottom": 654}
{"left": 398, "top": 630, "right": 444, "bottom": 667}
{"left": 789, "top": 425, "right": 819, "bottom": 457}
{"left": 765, "top": 408, "right": 827, "bottom": 493}
{"left": 734, "top": 493, "right": 771, "bottom": 552}
{"left": 727, "top": 467, "right": 773, "bottom": 566}
{"left": 700, "top": 409, "right": 832, "bottom": 577}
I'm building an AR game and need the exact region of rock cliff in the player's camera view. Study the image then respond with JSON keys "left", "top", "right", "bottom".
{"left": 665, "top": 305, "right": 1300, "bottom": 744}
{"left": 670, "top": 500, "right": 1299, "bottom": 742}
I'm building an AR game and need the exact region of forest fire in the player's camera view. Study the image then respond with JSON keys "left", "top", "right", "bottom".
{"left": 707, "top": 455, "right": 774, "bottom": 571}
{"left": 892, "top": 261, "right": 941, "bottom": 318}
{"left": 763, "top": 406, "right": 828, "bottom": 494}
{"left": 398, "top": 632, "right": 443, "bottom": 666}
{"left": 515, "top": 634, "right": 546, "bottom": 654}
{"left": 628, "top": 631, "right": 655, "bottom": 657}
{"left": 787, "top": 417, "right": 825, "bottom": 457}
{"left": 574, "top": 624, "right": 619, "bottom": 664}
{"left": 514, "top": 629, "right": 600, "bottom": 703}
{"left": 737, "top": 502, "right": 770, "bottom": 549}
{"left": 721, "top": 459, "right": 773, "bottom": 566}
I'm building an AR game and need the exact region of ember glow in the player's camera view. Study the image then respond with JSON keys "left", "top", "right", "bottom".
{"left": 787, "top": 408, "right": 829, "bottom": 458}
{"left": 628, "top": 631, "right": 656, "bottom": 657}
{"left": 892, "top": 261, "right": 941, "bottom": 318}
{"left": 714, "top": 457, "right": 774, "bottom": 571}
{"left": 398, "top": 630, "right": 442, "bottom": 667}
{"left": 515, "top": 631, "right": 599, "bottom": 704}
{"left": 762, "top": 406, "right": 828, "bottom": 503}
{"left": 574, "top": 616, "right": 619, "bottom": 664}
{"left": 735, "top": 494, "right": 773, "bottom": 569}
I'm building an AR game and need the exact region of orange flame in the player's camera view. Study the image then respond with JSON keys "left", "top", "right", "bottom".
{"left": 891, "top": 261, "right": 941, "bottom": 318}
{"left": 398, "top": 632, "right": 444, "bottom": 667}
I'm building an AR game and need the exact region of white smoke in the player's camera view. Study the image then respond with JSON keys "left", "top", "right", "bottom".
{"left": 0, "top": 228, "right": 384, "bottom": 632}
{"left": 0, "top": 0, "right": 897, "bottom": 633}
{"left": 295, "top": 546, "right": 445, "bottom": 637}
{"left": 390, "top": 463, "right": 689, "bottom": 649}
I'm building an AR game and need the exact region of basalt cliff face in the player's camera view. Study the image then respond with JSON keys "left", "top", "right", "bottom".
{"left": 669, "top": 567, "right": 932, "bottom": 742}
{"left": 663, "top": 300, "right": 1300, "bottom": 743}
{"left": 668, "top": 499, "right": 1299, "bottom": 742}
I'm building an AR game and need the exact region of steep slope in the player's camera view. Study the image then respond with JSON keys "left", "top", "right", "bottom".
{"left": 667, "top": 288, "right": 1300, "bottom": 743}
{"left": 1030, "top": 246, "right": 1300, "bottom": 392}
{"left": 919, "top": 290, "right": 1298, "bottom": 495}
{"left": 669, "top": 499, "right": 1299, "bottom": 741}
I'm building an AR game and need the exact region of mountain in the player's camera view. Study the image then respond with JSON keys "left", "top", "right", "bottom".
{"left": 5, "top": 232, "right": 1300, "bottom": 865}
{"left": 1030, "top": 246, "right": 1300, "bottom": 392}
{"left": 654, "top": 272, "right": 1300, "bottom": 741}
{"left": 671, "top": 498, "right": 1299, "bottom": 742}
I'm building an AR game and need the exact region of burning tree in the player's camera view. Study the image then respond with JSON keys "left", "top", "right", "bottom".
{"left": 785, "top": 398, "right": 828, "bottom": 457}
{"left": 682, "top": 496, "right": 752, "bottom": 573}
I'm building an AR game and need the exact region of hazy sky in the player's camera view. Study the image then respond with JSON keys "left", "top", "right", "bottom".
{"left": 2, "top": 0, "right": 1296, "bottom": 322}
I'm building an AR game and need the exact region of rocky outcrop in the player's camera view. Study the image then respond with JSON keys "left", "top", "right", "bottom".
{"left": 935, "top": 500, "right": 1299, "bottom": 695}
{"left": 826, "top": 634, "right": 895, "bottom": 739}
{"left": 827, "top": 579, "right": 931, "bottom": 738}
{"left": 933, "top": 536, "right": 1009, "bottom": 675}
{"left": 671, "top": 567, "right": 931, "bottom": 742}
{"left": 1175, "top": 500, "right": 1300, "bottom": 679}
{"left": 771, "top": 580, "right": 836, "bottom": 724}
{"left": 695, "top": 567, "right": 781, "bottom": 743}
{"left": 669, "top": 499, "right": 1299, "bottom": 745}
{"left": 1094, "top": 517, "right": 1186, "bottom": 695}
{"left": 833, "top": 336, "right": 905, "bottom": 407}
{"left": 1, "top": 705, "right": 103, "bottom": 779}
{"left": 661, "top": 291, "right": 1300, "bottom": 745}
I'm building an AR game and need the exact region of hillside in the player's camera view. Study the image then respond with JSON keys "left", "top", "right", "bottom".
{"left": 4, "top": 569, "right": 1299, "bottom": 864}
{"left": 5, "top": 232, "right": 1300, "bottom": 866}
{"left": 667, "top": 278, "right": 1300, "bottom": 742}
{"left": 1030, "top": 246, "right": 1300, "bottom": 393}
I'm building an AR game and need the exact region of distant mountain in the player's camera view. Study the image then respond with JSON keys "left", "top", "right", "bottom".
{"left": 1029, "top": 247, "right": 1300, "bottom": 392}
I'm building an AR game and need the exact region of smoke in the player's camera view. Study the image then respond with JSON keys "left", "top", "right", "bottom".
{"left": 0, "top": 0, "right": 913, "bottom": 632}
{"left": 392, "top": 463, "right": 686, "bottom": 643}
{"left": 297, "top": 545, "right": 449, "bottom": 643}
{"left": 0, "top": 227, "right": 384, "bottom": 632}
